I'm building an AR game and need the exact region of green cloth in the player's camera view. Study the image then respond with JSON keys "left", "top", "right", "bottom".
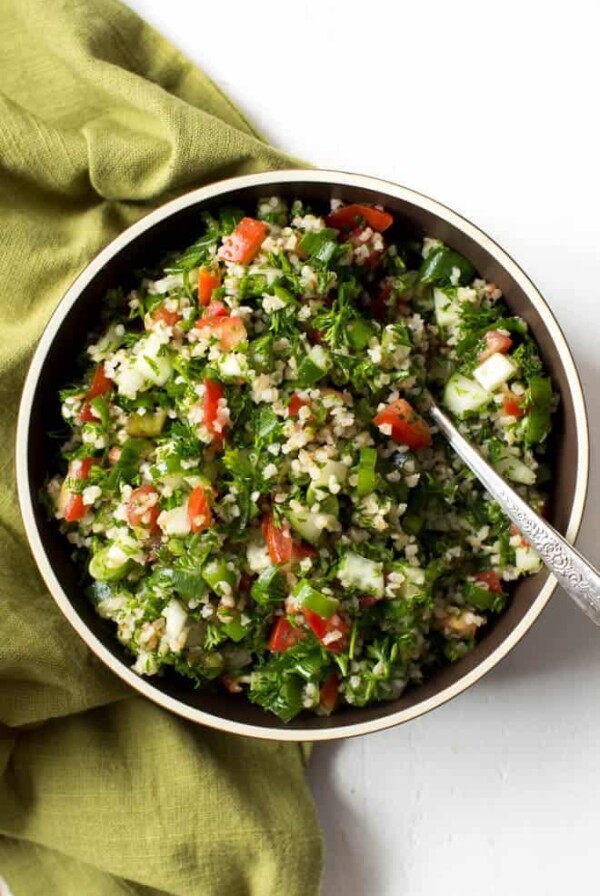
{"left": 0, "top": 1, "right": 322, "bottom": 893}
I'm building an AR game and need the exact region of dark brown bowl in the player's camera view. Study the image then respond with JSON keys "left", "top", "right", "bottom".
{"left": 16, "top": 170, "right": 589, "bottom": 741}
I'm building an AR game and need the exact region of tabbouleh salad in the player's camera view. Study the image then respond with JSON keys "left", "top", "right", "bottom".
{"left": 49, "top": 197, "right": 554, "bottom": 721}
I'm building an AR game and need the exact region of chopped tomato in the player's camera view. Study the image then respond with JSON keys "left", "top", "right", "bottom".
{"left": 196, "top": 314, "right": 247, "bottom": 351}
{"left": 152, "top": 306, "right": 181, "bottom": 328}
{"left": 86, "top": 364, "right": 113, "bottom": 400}
{"left": 474, "top": 570, "right": 504, "bottom": 594}
{"left": 187, "top": 485, "right": 212, "bottom": 533}
{"left": 78, "top": 401, "right": 97, "bottom": 423}
{"left": 203, "top": 378, "right": 226, "bottom": 444}
{"left": 217, "top": 217, "right": 268, "bottom": 264}
{"left": 72, "top": 458, "right": 92, "bottom": 482}
{"left": 262, "top": 512, "right": 314, "bottom": 565}
{"left": 303, "top": 608, "right": 349, "bottom": 653}
{"left": 59, "top": 457, "right": 93, "bottom": 523}
{"left": 373, "top": 398, "right": 432, "bottom": 450}
{"left": 198, "top": 267, "right": 221, "bottom": 306}
{"left": 268, "top": 616, "right": 305, "bottom": 652}
{"left": 502, "top": 390, "right": 525, "bottom": 418}
{"left": 126, "top": 485, "right": 160, "bottom": 531}
{"left": 478, "top": 329, "right": 513, "bottom": 363}
{"left": 319, "top": 671, "right": 339, "bottom": 714}
{"left": 203, "top": 300, "right": 228, "bottom": 319}
{"left": 325, "top": 203, "right": 393, "bottom": 233}
{"left": 288, "top": 393, "right": 310, "bottom": 418}
{"left": 292, "top": 541, "right": 317, "bottom": 562}
{"left": 264, "top": 513, "right": 293, "bottom": 564}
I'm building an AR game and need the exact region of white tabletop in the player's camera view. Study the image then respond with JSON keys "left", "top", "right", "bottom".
{"left": 126, "top": 2, "right": 600, "bottom": 892}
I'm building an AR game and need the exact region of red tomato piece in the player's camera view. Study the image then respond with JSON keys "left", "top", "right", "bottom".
{"left": 79, "top": 401, "right": 97, "bottom": 423}
{"left": 152, "top": 306, "right": 181, "bottom": 328}
{"left": 187, "top": 485, "right": 212, "bottom": 533}
{"left": 62, "top": 494, "right": 85, "bottom": 523}
{"left": 474, "top": 570, "right": 504, "bottom": 594}
{"left": 319, "top": 671, "right": 339, "bottom": 714}
{"left": 126, "top": 485, "right": 160, "bottom": 531}
{"left": 264, "top": 513, "right": 294, "bottom": 564}
{"left": 288, "top": 393, "right": 310, "bottom": 418}
{"left": 70, "top": 457, "right": 93, "bottom": 480}
{"left": 196, "top": 314, "right": 247, "bottom": 351}
{"left": 292, "top": 541, "right": 317, "bottom": 562}
{"left": 217, "top": 217, "right": 268, "bottom": 264}
{"left": 478, "top": 329, "right": 513, "bottom": 363}
{"left": 203, "top": 301, "right": 229, "bottom": 319}
{"left": 203, "top": 378, "right": 226, "bottom": 443}
{"left": 303, "top": 608, "right": 349, "bottom": 653}
{"left": 268, "top": 616, "right": 305, "bottom": 652}
{"left": 198, "top": 267, "right": 222, "bottom": 306}
{"left": 326, "top": 203, "right": 393, "bottom": 233}
{"left": 87, "top": 364, "right": 113, "bottom": 399}
{"left": 60, "top": 457, "right": 93, "bottom": 523}
{"left": 502, "top": 390, "right": 525, "bottom": 418}
{"left": 373, "top": 398, "right": 432, "bottom": 450}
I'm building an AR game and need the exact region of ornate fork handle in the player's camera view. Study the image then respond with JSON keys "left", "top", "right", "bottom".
{"left": 427, "top": 399, "right": 600, "bottom": 625}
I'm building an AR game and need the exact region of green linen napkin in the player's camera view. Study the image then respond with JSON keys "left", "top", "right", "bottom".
{"left": 0, "top": 1, "right": 322, "bottom": 893}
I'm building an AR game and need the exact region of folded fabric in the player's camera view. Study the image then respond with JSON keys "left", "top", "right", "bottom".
{"left": 0, "top": 1, "right": 322, "bottom": 892}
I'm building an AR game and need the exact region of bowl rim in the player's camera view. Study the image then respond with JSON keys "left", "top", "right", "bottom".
{"left": 16, "top": 168, "right": 590, "bottom": 741}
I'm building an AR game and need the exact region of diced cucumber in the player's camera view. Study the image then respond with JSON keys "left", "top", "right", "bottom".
{"left": 157, "top": 504, "right": 191, "bottom": 536}
{"left": 202, "top": 558, "right": 238, "bottom": 595}
{"left": 287, "top": 507, "right": 325, "bottom": 545}
{"left": 304, "top": 493, "right": 339, "bottom": 518}
{"left": 88, "top": 546, "right": 131, "bottom": 583}
{"left": 523, "top": 376, "right": 552, "bottom": 446}
{"left": 434, "top": 287, "right": 461, "bottom": 328}
{"left": 126, "top": 408, "right": 167, "bottom": 438}
{"left": 347, "top": 318, "right": 375, "bottom": 350}
{"left": 515, "top": 544, "right": 542, "bottom": 573}
{"left": 464, "top": 580, "right": 504, "bottom": 611}
{"left": 293, "top": 581, "right": 339, "bottom": 618}
{"left": 443, "top": 373, "right": 491, "bottom": 416}
{"left": 473, "top": 353, "right": 518, "bottom": 392}
{"left": 221, "top": 618, "right": 248, "bottom": 642}
{"left": 494, "top": 454, "right": 536, "bottom": 486}
{"left": 311, "top": 460, "right": 348, "bottom": 491}
{"left": 337, "top": 552, "right": 384, "bottom": 597}
{"left": 357, "top": 447, "right": 377, "bottom": 497}
{"left": 396, "top": 564, "right": 427, "bottom": 600}
{"left": 296, "top": 345, "right": 331, "bottom": 388}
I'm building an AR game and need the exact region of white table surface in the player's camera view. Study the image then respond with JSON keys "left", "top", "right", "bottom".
{"left": 125, "top": 2, "right": 600, "bottom": 892}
